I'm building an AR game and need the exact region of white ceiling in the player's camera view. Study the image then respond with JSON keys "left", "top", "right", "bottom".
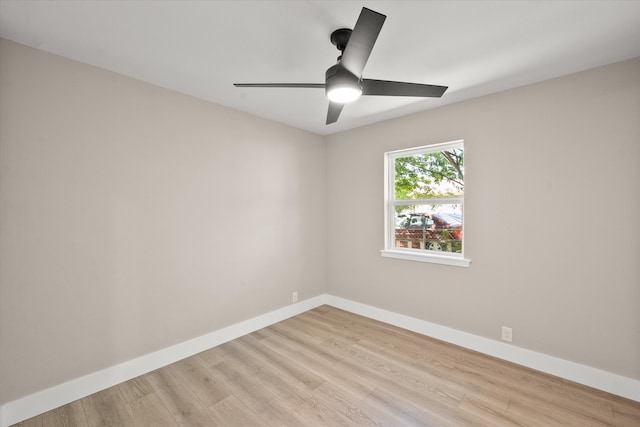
{"left": 2, "top": 1, "right": 640, "bottom": 135}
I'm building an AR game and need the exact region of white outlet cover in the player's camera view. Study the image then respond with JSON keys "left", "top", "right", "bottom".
{"left": 501, "top": 326, "right": 513, "bottom": 342}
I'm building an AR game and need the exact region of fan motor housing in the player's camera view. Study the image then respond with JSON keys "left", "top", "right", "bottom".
{"left": 325, "top": 64, "right": 360, "bottom": 86}
{"left": 325, "top": 64, "right": 362, "bottom": 101}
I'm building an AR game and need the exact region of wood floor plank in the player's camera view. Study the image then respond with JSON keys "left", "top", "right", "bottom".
{"left": 168, "top": 355, "right": 231, "bottom": 407}
{"left": 11, "top": 305, "right": 640, "bottom": 426}
{"left": 81, "top": 387, "right": 134, "bottom": 426}
{"left": 282, "top": 312, "right": 360, "bottom": 345}
{"left": 260, "top": 334, "right": 376, "bottom": 401}
{"left": 122, "top": 393, "right": 177, "bottom": 426}
{"left": 611, "top": 398, "right": 640, "bottom": 427}
{"left": 309, "top": 381, "right": 406, "bottom": 426}
{"left": 294, "top": 393, "right": 358, "bottom": 427}
{"left": 192, "top": 344, "right": 227, "bottom": 368}
{"left": 208, "top": 395, "right": 264, "bottom": 426}
{"left": 363, "top": 386, "right": 446, "bottom": 427}
{"left": 335, "top": 339, "right": 466, "bottom": 410}
{"left": 455, "top": 354, "right": 617, "bottom": 423}
{"left": 334, "top": 347, "right": 472, "bottom": 425}
{"left": 356, "top": 334, "right": 510, "bottom": 411}
{"left": 239, "top": 332, "right": 326, "bottom": 391}
{"left": 251, "top": 362, "right": 312, "bottom": 411}
{"left": 55, "top": 400, "right": 89, "bottom": 427}
{"left": 207, "top": 361, "right": 311, "bottom": 427}
{"left": 457, "top": 396, "right": 525, "bottom": 427}
{"left": 267, "top": 319, "right": 338, "bottom": 354}
{"left": 506, "top": 397, "right": 620, "bottom": 427}
{"left": 221, "top": 333, "right": 315, "bottom": 411}
{"left": 116, "top": 375, "right": 154, "bottom": 404}
{"left": 143, "top": 367, "right": 216, "bottom": 427}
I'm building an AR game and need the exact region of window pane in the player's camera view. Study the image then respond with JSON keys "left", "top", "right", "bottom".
{"left": 385, "top": 141, "right": 466, "bottom": 260}
{"left": 394, "top": 148, "right": 463, "bottom": 200}
{"left": 394, "top": 204, "right": 463, "bottom": 253}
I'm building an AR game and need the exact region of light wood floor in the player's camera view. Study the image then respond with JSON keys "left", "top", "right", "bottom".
{"left": 14, "top": 305, "right": 640, "bottom": 426}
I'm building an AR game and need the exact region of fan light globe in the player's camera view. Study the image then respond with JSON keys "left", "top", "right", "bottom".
{"left": 327, "top": 86, "right": 362, "bottom": 103}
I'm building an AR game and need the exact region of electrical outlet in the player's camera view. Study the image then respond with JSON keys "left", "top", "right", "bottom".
{"left": 501, "top": 326, "right": 513, "bottom": 342}
{"left": 292, "top": 291, "right": 298, "bottom": 303}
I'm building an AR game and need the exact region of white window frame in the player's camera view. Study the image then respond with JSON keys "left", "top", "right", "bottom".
{"left": 381, "top": 140, "right": 471, "bottom": 267}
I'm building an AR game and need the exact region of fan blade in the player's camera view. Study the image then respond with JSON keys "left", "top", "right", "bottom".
{"left": 326, "top": 102, "right": 345, "bottom": 124}
{"left": 234, "top": 83, "right": 325, "bottom": 88}
{"left": 339, "top": 8, "right": 386, "bottom": 78}
{"left": 361, "top": 79, "right": 448, "bottom": 97}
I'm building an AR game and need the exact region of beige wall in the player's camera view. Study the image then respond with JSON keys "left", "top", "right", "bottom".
{"left": 326, "top": 58, "right": 640, "bottom": 380}
{"left": 0, "top": 40, "right": 326, "bottom": 403}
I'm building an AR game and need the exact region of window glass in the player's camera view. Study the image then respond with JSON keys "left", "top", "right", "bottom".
{"left": 394, "top": 148, "right": 464, "bottom": 200}
{"left": 385, "top": 141, "right": 465, "bottom": 260}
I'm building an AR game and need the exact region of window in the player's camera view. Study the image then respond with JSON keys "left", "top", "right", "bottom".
{"left": 381, "top": 140, "right": 470, "bottom": 267}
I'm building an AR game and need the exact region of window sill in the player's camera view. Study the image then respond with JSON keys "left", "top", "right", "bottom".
{"left": 380, "top": 249, "right": 471, "bottom": 267}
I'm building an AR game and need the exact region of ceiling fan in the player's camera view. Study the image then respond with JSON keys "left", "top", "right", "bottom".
{"left": 234, "top": 7, "right": 448, "bottom": 125}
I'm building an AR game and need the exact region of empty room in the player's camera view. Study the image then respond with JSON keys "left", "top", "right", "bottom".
{"left": 1, "top": 1, "right": 639, "bottom": 426}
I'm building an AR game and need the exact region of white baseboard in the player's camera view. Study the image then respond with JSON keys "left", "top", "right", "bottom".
{"left": 325, "top": 295, "right": 640, "bottom": 403}
{"left": 0, "top": 295, "right": 326, "bottom": 427}
{"left": 3, "top": 293, "right": 638, "bottom": 426}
